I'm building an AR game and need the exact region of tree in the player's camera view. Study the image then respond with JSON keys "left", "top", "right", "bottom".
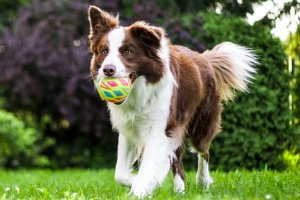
{"left": 173, "top": 0, "right": 268, "bottom": 17}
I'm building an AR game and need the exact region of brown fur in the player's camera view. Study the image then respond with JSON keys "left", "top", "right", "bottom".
{"left": 89, "top": 14, "right": 165, "bottom": 83}
{"left": 171, "top": 146, "right": 185, "bottom": 181}
{"left": 88, "top": 6, "right": 119, "bottom": 54}
{"left": 166, "top": 45, "right": 222, "bottom": 180}
{"left": 125, "top": 23, "right": 165, "bottom": 83}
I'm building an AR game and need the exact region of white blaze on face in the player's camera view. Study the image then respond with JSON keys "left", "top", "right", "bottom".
{"left": 98, "top": 27, "right": 128, "bottom": 79}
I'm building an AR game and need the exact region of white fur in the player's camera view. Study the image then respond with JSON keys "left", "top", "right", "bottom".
{"left": 174, "top": 174, "right": 185, "bottom": 193}
{"left": 158, "top": 39, "right": 177, "bottom": 87}
{"left": 108, "top": 38, "right": 176, "bottom": 197}
{"left": 203, "top": 41, "right": 257, "bottom": 100}
{"left": 114, "top": 134, "right": 137, "bottom": 186}
{"left": 97, "top": 27, "right": 130, "bottom": 79}
{"left": 216, "top": 42, "right": 257, "bottom": 90}
{"left": 196, "top": 153, "right": 213, "bottom": 189}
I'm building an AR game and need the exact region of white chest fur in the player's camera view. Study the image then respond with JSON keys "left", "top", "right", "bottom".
{"left": 108, "top": 73, "right": 174, "bottom": 144}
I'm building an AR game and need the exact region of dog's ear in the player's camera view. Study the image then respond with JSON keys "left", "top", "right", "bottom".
{"left": 130, "top": 22, "right": 165, "bottom": 48}
{"left": 88, "top": 6, "right": 119, "bottom": 37}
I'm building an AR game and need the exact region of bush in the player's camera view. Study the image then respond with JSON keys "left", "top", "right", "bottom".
{"left": 0, "top": 109, "right": 37, "bottom": 167}
{"left": 196, "top": 13, "right": 295, "bottom": 170}
{"left": 281, "top": 149, "right": 300, "bottom": 170}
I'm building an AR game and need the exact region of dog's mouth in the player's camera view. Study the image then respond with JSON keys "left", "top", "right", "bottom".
{"left": 129, "top": 72, "right": 137, "bottom": 83}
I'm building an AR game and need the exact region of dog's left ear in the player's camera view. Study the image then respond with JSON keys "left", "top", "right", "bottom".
{"left": 88, "top": 6, "right": 119, "bottom": 37}
{"left": 130, "top": 22, "right": 165, "bottom": 48}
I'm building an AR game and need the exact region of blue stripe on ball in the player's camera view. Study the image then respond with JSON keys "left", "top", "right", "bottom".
{"left": 113, "top": 90, "right": 123, "bottom": 97}
{"left": 104, "top": 91, "right": 113, "bottom": 98}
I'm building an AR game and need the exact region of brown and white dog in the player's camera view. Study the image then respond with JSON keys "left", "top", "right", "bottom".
{"left": 88, "top": 6, "right": 257, "bottom": 197}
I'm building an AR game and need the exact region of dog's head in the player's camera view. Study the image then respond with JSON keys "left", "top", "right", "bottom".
{"left": 88, "top": 6, "right": 167, "bottom": 84}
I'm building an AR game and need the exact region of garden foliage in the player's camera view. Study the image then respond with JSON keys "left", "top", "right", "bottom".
{"left": 0, "top": 0, "right": 298, "bottom": 169}
{"left": 0, "top": 109, "right": 37, "bottom": 167}
{"left": 0, "top": 0, "right": 116, "bottom": 168}
{"left": 199, "top": 13, "right": 296, "bottom": 170}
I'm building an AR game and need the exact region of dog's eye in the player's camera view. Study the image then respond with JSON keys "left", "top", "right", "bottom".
{"left": 101, "top": 49, "right": 108, "bottom": 56}
{"left": 124, "top": 50, "right": 133, "bottom": 56}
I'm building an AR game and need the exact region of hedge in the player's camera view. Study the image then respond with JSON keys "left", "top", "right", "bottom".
{"left": 196, "top": 12, "right": 296, "bottom": 170}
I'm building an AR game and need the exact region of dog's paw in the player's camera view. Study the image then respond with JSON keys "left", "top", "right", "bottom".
{"left": 130, "top": 187, "right": 149, "bottom": 198}
{"left": 130, "top": 185, "right": 149, "bottom": 198}
{"left": 115, "top": 174, "right": 134, "bottom": 187}
{"left": 196, "top": 173, "right": 213, "bottom": 189}
{"left": 130, "top": 177, "right": 152, "bottom": 198}
{"left": 201, "top": 176, "right": 213, "bottom": 189}
{"left": 174, "top": 174, "right": 185, "bottom": 193}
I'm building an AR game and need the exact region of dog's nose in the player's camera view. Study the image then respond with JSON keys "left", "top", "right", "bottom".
{"left": 103, "top": 65, "right": 116, "bottom": 77}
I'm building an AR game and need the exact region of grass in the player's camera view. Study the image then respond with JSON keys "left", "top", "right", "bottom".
{"left": 0, "top": 169, "right": 299, "bottom": 200}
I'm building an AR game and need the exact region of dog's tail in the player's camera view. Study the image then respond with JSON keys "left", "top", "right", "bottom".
{"left": 202, "top": 42, "right": 257, "bottom": 101}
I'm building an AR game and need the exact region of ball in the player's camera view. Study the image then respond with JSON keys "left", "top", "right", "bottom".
{"left": 94, "top": 77, "right": 131, "bottom": 104}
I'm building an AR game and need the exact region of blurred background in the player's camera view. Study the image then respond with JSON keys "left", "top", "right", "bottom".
{"left": 0, "top": 0, "right": 299, "bottom": 171}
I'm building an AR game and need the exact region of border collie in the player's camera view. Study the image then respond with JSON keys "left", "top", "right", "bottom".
{"left": 88, "top": 6, "right": 257, "bottom": 197}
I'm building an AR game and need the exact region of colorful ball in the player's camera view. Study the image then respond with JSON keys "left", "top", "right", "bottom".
{"left": 94, "top": 77, "right": 131, "bottom": 104}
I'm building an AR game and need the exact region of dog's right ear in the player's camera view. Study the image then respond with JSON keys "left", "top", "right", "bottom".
{"left": 130, "top": 22, "right": 164, "bottom": 49}
{"left": 88, "top": 6, "right": 119, "bottom": 37}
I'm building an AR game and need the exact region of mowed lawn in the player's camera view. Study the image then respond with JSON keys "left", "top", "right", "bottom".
{"left": 0, "top": 169, "right": 299, "bottom": 200}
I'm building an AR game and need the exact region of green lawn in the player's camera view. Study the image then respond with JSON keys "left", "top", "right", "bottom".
{"left": 0, "top": 169, "right": 299, "bottom": 200}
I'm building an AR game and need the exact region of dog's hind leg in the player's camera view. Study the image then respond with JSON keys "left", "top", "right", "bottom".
{"left": 196, "top": 153, "right": 213, "bottom": 188}
{"left": 166, "top": 124, "right": 186, "bottom": 193}
{"left": 189, "top": 91, "right": 222, "bottom": 189}
{"left": 171, "top": 146, "right": 185, "bottom": 193}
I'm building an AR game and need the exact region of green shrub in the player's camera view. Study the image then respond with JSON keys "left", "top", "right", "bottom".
{"left": 0, "top": 109, "right": 47, "bottom": 167}
{"left": 195, "top": 13, "right": 295, "bottom": 170}
{"left": 281, "top": 149, "right": 300, "bottom": 170}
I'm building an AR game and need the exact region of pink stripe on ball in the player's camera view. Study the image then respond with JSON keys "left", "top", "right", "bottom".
{"left": 107, "top": 81, "right": 118, "bottom": 87}
{"left": 119, "top": 79, "right": 129, "bottom": 86}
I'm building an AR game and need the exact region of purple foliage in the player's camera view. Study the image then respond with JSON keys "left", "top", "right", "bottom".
{"left": 133, "top": 0, "right": 166, "bottom": 23}
{"left": 165, "top": 16, "right": 207, "bottom": 53}
{"left": 0, "top": 0, "right": 112, "bottom": 137}
{"left": 0, "top": 0, "right": 206, "bottom": 167}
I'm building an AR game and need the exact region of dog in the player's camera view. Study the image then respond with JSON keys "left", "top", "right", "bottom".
{"left": 88, "top": 5, "right": 257, "bottom": 197}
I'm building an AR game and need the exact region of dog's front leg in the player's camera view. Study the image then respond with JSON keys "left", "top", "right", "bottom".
{"left": 131, "top": 134, "right": 171, "bottom": 197}
{"left": 115, "top": 134, "right": 137, "bottom": 186}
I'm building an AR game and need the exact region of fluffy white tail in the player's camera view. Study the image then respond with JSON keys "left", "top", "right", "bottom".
{"left": 203, "top": 42, "right": 257, "bottom": 101}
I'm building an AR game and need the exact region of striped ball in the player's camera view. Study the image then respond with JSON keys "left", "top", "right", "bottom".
{"left": 95, "top": 77, "right": 131, "bottom": 104}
